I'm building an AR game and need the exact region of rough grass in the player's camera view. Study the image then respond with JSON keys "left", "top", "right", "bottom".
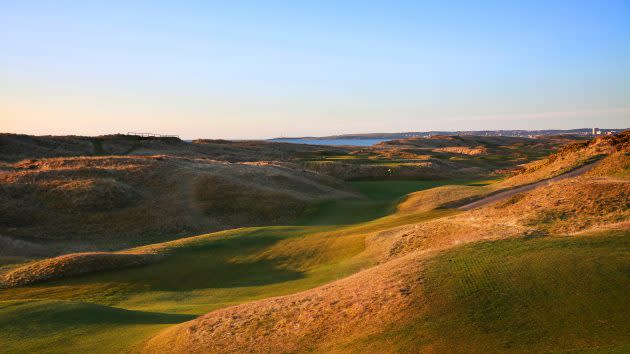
{"left": 0, "top": 156, "right": 354, "bottom": 255}
{"left": 388, "top": 176, "right": 630, "bottom": 260}
{"left": 397, "top": 179, "right": 496, "bottom": 213}
{"left": 359, "top": 229, "right": 630, "bottom": 353}
{"left": 0, "top": 253, "right": 158, "bottom": 288}
{"left": 587, "top": 151, "right": 629, "bottom": 179}
{"left": 499, "top": 130, "right": 629, "bottom": 188}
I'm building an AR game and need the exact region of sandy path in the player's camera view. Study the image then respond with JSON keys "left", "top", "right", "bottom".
{"left": 458, "top": 161, "right": 600, "bottom": 210}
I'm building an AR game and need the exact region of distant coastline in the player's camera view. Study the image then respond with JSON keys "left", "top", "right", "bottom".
{"left": 271, "top": 128, "right": 626, "bottom": 141}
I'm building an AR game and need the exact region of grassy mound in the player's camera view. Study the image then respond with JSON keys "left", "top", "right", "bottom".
{"left": 142, "top": 229, "right": 629, "bottom": 353}
{"left": 0, "top": 180, "right": 457, "bottom": 352}
{"left": 500, "top": 130, "right": 629, "bottom": 187}
{"left": 415, "top": 230, "right": 629, "bottom": 352}
{"left": 0, "top": 156, "right": 353, "bottom": 256}
{"left": 397, "top": 181, "right": 492, "bottom": 213}
{"left": 388, "top": 175, "right": 629, "bottom": 260}
{"left": 349, "top": 229, "right": 630, "bottom": 353}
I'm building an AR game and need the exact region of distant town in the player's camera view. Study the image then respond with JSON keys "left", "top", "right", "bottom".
{"left": 274, "top": 128, "right": 625, "bottom": 141}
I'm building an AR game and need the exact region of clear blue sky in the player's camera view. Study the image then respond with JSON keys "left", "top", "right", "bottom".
{"left": 1, "top": 1, "right": 629, "bottom": 138}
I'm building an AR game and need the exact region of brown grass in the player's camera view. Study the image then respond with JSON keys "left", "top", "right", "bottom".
{"left": 388, "top": 176, "right": 629, "bottom": 260}
{"left": 587, "top": 151, "right": 630, "bottom": 179}
{"left": 397, "top": 184, "right": 487, "bottom": 213}
{"left": 0, "top": 133, "right": 351, "bottom": 163}
{"left": 0, "top": 155, "right": 354, "bottom": 257}
{"left": 499, "top": 130, "right": 629, "bottom": 187}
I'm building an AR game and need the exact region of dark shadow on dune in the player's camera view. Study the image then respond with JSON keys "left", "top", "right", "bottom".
{"left": 0, "top": 300, "right": 195, "bottom": 326}
{"left": 50, "top": 305, "right": 196, "bottom": 325}
{"left": 143, "top": 257, "right": 306, "bottom": 291}
{"left": 137, "top": 230, "right": 306, "bottom": 290}
{"left": 51, "top": 231, "right": 306, "bottom": 291}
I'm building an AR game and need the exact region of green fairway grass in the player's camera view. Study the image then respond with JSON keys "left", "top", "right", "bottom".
{"left": 2, "top": 177, "right": 626, "bottom": 353}
{"left": 0, "top": 179, "right": 459, "bottom": 353}
{"left": 300, "top": 179, "right": 476, "bottom": 225}
{"left": 0, "top": 300, "right": 194, "bottom": 354}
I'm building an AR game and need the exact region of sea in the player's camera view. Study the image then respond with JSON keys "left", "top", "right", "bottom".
{"left": 271, "top": 138, "right": 388, "bottom": 147}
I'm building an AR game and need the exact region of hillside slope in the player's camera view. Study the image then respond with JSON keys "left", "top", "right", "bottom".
{"left": 142, "top": 228, "right": 629, "bottom": 353}
{"left": 0, "top": 156, "right": 353, "bottom": 256}
{"left": 142, "top": 133, "right": 629, "bottom": 353}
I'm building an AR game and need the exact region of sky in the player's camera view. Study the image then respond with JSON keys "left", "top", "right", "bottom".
{"left": 1, "top": 1, "right": 629, "bottom": 139}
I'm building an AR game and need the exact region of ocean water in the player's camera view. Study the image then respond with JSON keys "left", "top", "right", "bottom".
{"left": 271, "top": 138, "right": 388, "bottom": 146}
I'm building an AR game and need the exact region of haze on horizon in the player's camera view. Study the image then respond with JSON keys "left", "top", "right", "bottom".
{"left": 1, "top": 1, "right": 629, "bottom": 140}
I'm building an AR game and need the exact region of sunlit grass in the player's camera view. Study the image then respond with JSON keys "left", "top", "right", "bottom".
{"left": 345, "top": 229, "right": 630, "bottom": 353}
{"left": 0, "top": 179, "right": 463, "bottom": 353}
